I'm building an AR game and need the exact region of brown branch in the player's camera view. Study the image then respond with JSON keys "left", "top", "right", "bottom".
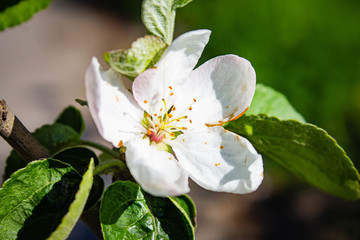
{"left": 0, "top": 98, "right": 50, "bottom": 162}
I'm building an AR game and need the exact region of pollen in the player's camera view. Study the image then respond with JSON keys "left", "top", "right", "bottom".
{"left": 182, "top": 139, "right": 185, "bottom": 142}
{"left": 170, "top": 92, "right": 174, "bottom": 96}
{"left": 147, "top": 128, "right": 152, "bottom": 136}
{"left": 170, "top": 133, "right": 175, "bottom": 136}
{"left": 115, "top": 96, "right": 119, "bottom": 102}
{"left": 160, "top": 108, "right": 163, "bottom": 111}
{"left": 193, "top": 98, "right": 197, "bottom": 102}
{"left": 215, "top": 163, "right": 221, "bottom": 166}
{"left": 169, "top": 86, "right": 173, "bottom": 90}
{"left": 154, "top": 114, "right": 157, "bottom": 116}
{"left": 177, "top": 119, "right": 180, "bottom": 122}
{"left": 189, "top": 106, "right": 192, "bottom": 110}
{"left": 168, "top": 114, "right": 173, "bottom": 118}
{"left": 144, "top": 100, "right": 148, "bottom": 104}
{"left": 204, "top": 142, "right": 207, "bottom": 144}
{"left": 118, "top": 140, "right": 123, "bottom": 148}
{"left": 190, "top": 119, "right": 192, "bottom": 123}
{"left": 172, "top": 106, "right": 176, "bottom": 111}
{"left": 146, "top": 114, "right": 151, "bottom": 118}
{"left": 220, "top": 146, "right": 224, "bottom": 149}
{"left": 169, "top": 157, "right": 172, "bottom": 160}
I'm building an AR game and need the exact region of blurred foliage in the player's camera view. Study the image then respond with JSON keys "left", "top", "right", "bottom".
{"left": 80, "top": 0, "right": 360, "bottom": 167}
{"left": 175, "top": 0, "right": 360, "bottom": 165}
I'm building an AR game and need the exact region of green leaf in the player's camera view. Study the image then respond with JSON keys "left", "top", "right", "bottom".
{"left": 100, "top": 181, "right": 195, "bottom": 240}
{"left": 0, "top": 159, "right": 82, "bottom": 239}
{"left": 0, "top": 0, "right": 53, "bottom": 31}
{"left": 173, "top": 0, "right": 193, "bottom": 8}
{"left": 53, "top": 147, "right": 104, "bottom": 210}
{"left": 170, "top": 195, "right": 196, "bottom": 227}
{"left": 104, "top": 35, "right": 167, "bottom": 80}
{"left": 225, "top": 114, "right": 360, "bottom": 200}
{"left": 248, "top": 84, "right": 305, "bottom": 122}
{"left": 75, "top": 98, "right": 88, "bottom": 106}
{"left": 33, "top": 123, "right": 80, "bottom": 154}
{"left": 55, "top": 106, "right": 85, "bottom": 135}
{"left": 142, "top": 0, "right": 176, "bottom": 44}
{"left": 47, "top": 159, "right": 95, "bottom": 240}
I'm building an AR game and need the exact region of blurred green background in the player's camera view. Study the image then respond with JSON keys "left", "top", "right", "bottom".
{"left": 106, "top": 0, "right": 360, "bottom": 166}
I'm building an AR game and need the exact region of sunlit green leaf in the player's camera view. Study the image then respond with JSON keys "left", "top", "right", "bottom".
{"left": 0, "top": 159, "right": 81, "bottom": 239}
{"left": 100, "top": 181, "right": 195, "bottom": 240}
{"left": 47, "top": 159, "right": 95, "bottom": 240}
{"left": 226, "top": 114, "right": 360, "bottom": 200}
{"left": 142, "top": 0, "right": 176, "bottom": 44}
{"left": 248, "top": 84, "right": 305, "bottom": 122}
{"left": 104, "top": 35, "right": 167, "bottom": 80}
{"left": 0, "top": 0, "right": 53, "bottom": 31}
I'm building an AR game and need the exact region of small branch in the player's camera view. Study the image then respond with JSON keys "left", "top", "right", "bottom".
{"left": 0, "top": 99, "right": 50, "bottom": 162}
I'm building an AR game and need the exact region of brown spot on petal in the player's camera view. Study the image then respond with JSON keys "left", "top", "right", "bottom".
{"left": 115, "top": 96, "right": 119, "bottom": 102}
{"left": 242, "top": 84, "right": 247, "bottom": 91}
{"left": 245, "top": 157, "right": 248, "bottom": 164}
{"left": 260, "top": 172, "right": 264, "bottom": 177}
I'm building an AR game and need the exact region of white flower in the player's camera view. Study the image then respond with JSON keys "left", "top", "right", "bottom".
{"left": 86, "top": 30, "right": 263, "bottom": 197}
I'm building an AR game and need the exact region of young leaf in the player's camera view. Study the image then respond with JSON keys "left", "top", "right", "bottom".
{"left": 173, "top": 0, "right": 193, "bottom": 8}
{"left": 0, "top": 159, "right": 82, "bottom": 239}
{"left": 142, "top": 0, "right": 176, "bottom": 44}
{"left": 47, "top": 159, "right": 95, "bottom": 240}
{"left": 55, "top": 106, "right": 85, "bottom": 135}
{"left": 248, "top": 84, "right": 305, "bottom": 122}
{"left": 100, "top": 181, "right": 195, "bottom": 240}
{"left": 225, "top": 114, "right": 360, "bottom": 200}
{"left": 104, "top": 35, "right": 167, "bottom": 80}
{"left": 0, "top": 0, "right": 53, "bottom": 31}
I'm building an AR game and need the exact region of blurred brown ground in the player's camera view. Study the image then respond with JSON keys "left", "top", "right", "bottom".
{"left": 1, "top": 1, "right": 360, "bottom": 240}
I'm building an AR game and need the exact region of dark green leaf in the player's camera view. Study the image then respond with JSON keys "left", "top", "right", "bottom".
{"left": 100, "top": 181, "right": 195, "bottom": 240}
{"left": 104, "top": 35, "right": 167, "bottom": 80}
{"left": 173, "top": 0, "right": 193, "bottom": 8}
{"left": 248, "top": 84, "right": 305, "bottom": 122}
{"left": 0, "top": 0, "right": 53, "bottom": 31}
{"left": 33, "top": 123, "right": 80, "bottom": 154}
{"left": 0, "top": 159, "right": 81, "bottom": 239}
{"left": 170, "top": 195, "right": 196, "bottom": 227}
{"left": 142, "top": 0, "right": 176, "bottom": 44}
{"left": 53, "top": 147, "right": 104, "bottom": 210}
{"left": 2, "top": 150, "right": 26, "bottom": 182}
{"left": 75, "top": 98, "right": 88, "bottom": 106}
{"left": 47, "top": 159, "right": 95, "bottom": 240}
{"left": 55, "top": 106, "right": 85, "bottom": 135}
{"left": 226, "top": 114, "right": 360, "bottom": 200}
{"left": 2, "top": 124, "right": 80, "bottom": 182}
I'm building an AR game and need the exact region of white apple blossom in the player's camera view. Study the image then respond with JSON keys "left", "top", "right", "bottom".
{"left": 85, "top": 30, "right": 263, "bottom": 197}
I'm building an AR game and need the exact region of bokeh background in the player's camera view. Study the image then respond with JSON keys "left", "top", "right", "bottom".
{"left": 1, "top": 0, "right": 359, "bottom": 239}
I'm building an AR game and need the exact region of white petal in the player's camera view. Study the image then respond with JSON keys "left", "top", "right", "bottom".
{"left": 126, "top": 137, "right": 190, "bottom": 197}
{"left": 132, "top": 30, "right": 211, "bottom": 113}
{"left": 156, "top": 29, "right": 211, "bottom": 82}
{"left": 173, "top": 55, "right": 256, "bottom": 127}
{"left": 85, "top": 57, "right": 144, "bottom": 147}
{"left": 170, "top": 126, "right": 263, "bottom": 194}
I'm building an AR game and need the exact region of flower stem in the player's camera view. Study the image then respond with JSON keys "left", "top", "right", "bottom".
{"left": 78, "top": 140, "right": 122, "bottom": 160}
{"left": 93, "top": 159, "right": 128, "bottom": 175}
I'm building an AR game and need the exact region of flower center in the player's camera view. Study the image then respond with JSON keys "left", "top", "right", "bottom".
{"left": 142, "top": 99, "right": 187, "bottom": 143}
